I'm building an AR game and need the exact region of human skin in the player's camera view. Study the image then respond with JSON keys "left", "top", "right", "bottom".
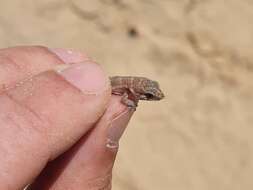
{"left": 0, "top": 46, "right": 134, "bottom": 190}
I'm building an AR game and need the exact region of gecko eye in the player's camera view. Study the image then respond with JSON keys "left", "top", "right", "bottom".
{"left": 144, "top": 93, "right": 154, "bottom": 99}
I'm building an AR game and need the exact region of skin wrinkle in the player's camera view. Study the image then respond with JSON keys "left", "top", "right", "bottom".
{"left": 2, "top": 92, "right": 53, "bottom": 158}
{"left": 0, "top": 46, "right": 60, "bottom": 93}
{"left": 0, "top": 48, "right": 33, "bottom": 82}
{"left": 0, "top": 53, "right": 22, "bottom": 70}
{"left": 86, "top": 171, "right": 112, "bottom": 190}
{"left": 0, "top": 55, "right": 22, "bottom": 92}
{"left": 4, "top": 92, "right": 45, "bottom": 126}
{"left": 0, "top": 103, "right": 50, "bottom": 190}
{"left": 0, "top": 46, "right": 65, "bottom": 92}
{"left": 1, "top": 112, "right": 50, "bottom": 164}
{"left": 0, "top": 92, "right": 52, "bottom": 159}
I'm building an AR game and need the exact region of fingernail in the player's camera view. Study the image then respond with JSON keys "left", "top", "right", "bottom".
{"left": 106, "top": 109, "right": 134, "bottom": 149}
{"left": 49, "top": 48, "right": 90, "bottom": 64}
{"left": 57, "top": 62, "right": 109, "bottom": 94}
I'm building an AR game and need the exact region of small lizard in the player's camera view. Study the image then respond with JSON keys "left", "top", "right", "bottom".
{"left": 110, "top": 76, "right": 164, "bottom": 109}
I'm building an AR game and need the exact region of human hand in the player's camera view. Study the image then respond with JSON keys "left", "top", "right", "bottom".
{"left": 0, "top": 46, "right": 134, "bottom": 190}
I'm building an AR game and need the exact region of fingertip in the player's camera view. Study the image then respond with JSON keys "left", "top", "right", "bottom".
{"left": 57, "top": 62, "right": 110, "bottom": 95}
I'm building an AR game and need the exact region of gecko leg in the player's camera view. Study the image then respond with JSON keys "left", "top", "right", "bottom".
{"left": 120, "top": 89, "right": 140, "bottom": 110}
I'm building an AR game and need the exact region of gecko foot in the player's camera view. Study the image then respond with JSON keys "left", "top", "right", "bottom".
{"left": 121, "top": 92, "right": 138, "bottom": 110}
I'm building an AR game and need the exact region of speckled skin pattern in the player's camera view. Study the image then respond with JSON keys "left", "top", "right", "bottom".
{"left": 110, "top": 76, "right": 164, "bottom": 108}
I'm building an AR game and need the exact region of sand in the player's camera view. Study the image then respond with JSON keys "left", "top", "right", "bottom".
{"left": 1, "top": 0, "right": 253, "bottom": 189}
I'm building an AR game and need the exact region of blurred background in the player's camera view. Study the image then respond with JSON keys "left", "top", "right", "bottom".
{"left": 1, "top": 0, "right": 253, "bottom": 189}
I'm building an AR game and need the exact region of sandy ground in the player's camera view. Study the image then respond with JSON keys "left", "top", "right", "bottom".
{"left": 1, "top": 0, "right": 253, "bottom": 189}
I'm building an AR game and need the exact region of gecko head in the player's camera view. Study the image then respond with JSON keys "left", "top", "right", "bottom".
{"left": 139, "top": 80, "right": 165, "bottom": 101}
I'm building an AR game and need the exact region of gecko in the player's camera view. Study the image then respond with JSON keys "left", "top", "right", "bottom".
{"left": 110, "top": 76, "right": 164, "bottom": 109}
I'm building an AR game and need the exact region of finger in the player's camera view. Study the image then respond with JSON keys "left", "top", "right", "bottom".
{"left": 0, "top": 62, "right": 110, "bottom": 190}
{"left": 0, "top": 46, "right": 89, "bottom": 92}
{"left": 28, "top": 96, "right": 134, "bottom": 190}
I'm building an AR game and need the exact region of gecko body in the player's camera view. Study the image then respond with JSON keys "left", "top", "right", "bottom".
{"left": 110, "top": 76, "right": 164, "bottom": 108}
